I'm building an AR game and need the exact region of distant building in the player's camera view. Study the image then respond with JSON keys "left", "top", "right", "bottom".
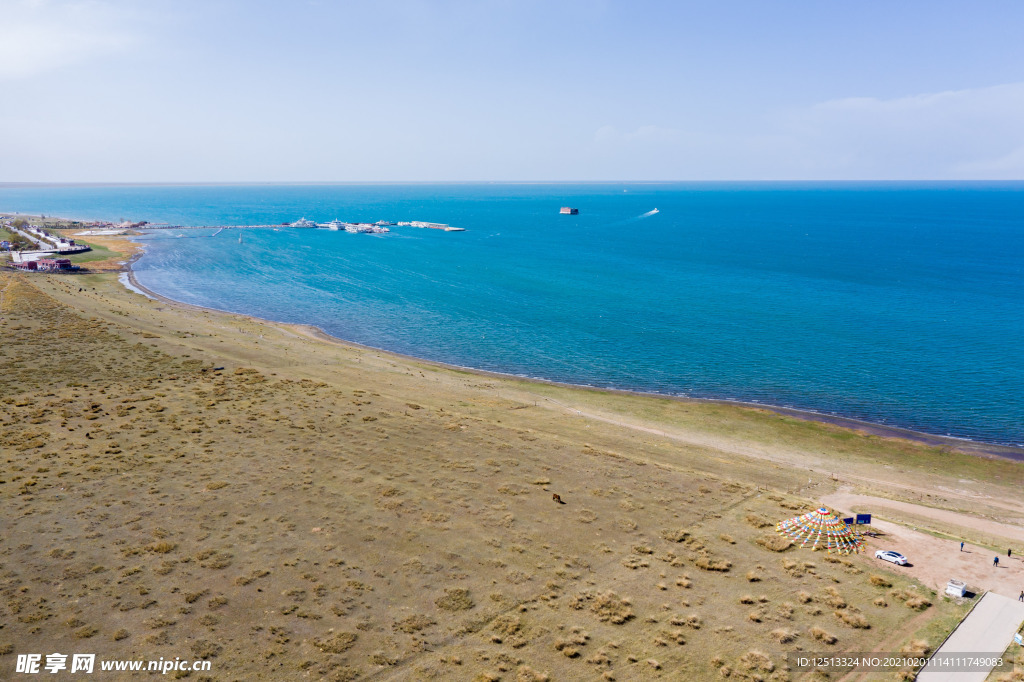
{"left": 37, "top": 258, "right": 77, "bottom": 271}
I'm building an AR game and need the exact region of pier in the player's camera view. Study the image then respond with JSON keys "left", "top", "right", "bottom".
{"left": 137, "top": 222, "right": 465, "bottom": 232}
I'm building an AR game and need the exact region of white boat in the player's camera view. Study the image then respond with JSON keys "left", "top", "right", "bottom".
{"left": 292, "top": 218, "right": 317, "bottom": 228}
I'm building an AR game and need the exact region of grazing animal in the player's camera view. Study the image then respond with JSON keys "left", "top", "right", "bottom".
{"left": 552, "top": 493, "right": 565, "bottom": 504}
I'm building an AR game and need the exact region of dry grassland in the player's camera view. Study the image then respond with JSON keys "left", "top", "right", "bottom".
{"left": 0, "top": 269, "right": 1013, "bottom": 681}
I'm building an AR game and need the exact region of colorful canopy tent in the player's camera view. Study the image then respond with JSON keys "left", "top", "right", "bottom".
{"left": 776, "top": 506, "right": 864, "bottom": 554}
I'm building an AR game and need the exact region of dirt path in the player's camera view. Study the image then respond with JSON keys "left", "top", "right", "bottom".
{"left": 528, "top": 397, "right": 1024, "bottom": 513}
{"left": 822, "top": 492, "right": 1024, "bottom": 544}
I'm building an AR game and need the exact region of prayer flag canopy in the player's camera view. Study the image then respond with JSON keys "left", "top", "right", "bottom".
{"left": 776, "top": 506, "right": 864, "bottom": 554}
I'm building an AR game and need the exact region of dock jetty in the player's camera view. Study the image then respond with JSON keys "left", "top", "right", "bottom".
{"left": 140, "top": 220, "right": 466, "bottom": 233}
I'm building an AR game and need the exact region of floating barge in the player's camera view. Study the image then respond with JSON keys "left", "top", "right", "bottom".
{"left": 559, "top": 207, "right": 579, "bottom": 215}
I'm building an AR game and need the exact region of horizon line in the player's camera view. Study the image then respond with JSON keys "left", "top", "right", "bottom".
{"left": 3, "top": 179, "right": 1024, "bottom": 188}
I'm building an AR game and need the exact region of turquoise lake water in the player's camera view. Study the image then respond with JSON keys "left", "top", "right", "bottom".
{"left": 3, "top": 183, "right": 1022, "bottom": 446}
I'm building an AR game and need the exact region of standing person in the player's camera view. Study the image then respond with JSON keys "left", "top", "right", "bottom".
{"left": 994, "top": 556, "right": 999, "bottom": 567}
{"left": 1009, "top": 549, "right": 1013, "bottom": 558}
{"left": 1019, "top": 591, "right": 1023, "bottom": 602}
{"left": 960, "top": 542, "right": 964, "bottom": 552}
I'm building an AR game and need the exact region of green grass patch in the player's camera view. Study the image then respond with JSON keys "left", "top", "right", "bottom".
{"left": 64, "top": 240, "right": 122, "bottom": 264}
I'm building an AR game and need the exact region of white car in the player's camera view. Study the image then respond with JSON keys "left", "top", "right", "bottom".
{"left": 875, "top": 550, "right": 908, "bottom": 566}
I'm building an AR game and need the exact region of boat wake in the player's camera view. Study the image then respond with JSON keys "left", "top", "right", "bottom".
{"left": 617, "top": 208, "right": 660, "bottom": 225}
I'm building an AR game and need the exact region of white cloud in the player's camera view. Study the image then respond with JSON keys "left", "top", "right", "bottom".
{"left": 778, "top": 82, "right": 1024, "bottom": 179}
{"left": 0, "top": 0, "right": 139, "bottom": 80}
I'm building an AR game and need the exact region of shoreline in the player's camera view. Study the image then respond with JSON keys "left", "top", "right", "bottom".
{"left": 11, "top": 208, "right": 1017, "bottom": 461}
{"left": 120, "top": 258, "right": 1024, "bottom": 463}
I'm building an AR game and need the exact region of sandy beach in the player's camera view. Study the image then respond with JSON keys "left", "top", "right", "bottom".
{"left": 2, "top": 230, "right": 1023, "bottom": 680}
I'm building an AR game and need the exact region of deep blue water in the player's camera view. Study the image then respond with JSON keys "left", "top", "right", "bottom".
{"left": 3, "top": 183, "right": 1023, "bottom": 446}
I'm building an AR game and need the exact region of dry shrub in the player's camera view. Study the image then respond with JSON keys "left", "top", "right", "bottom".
{"left": 994, "top": 672, "right": 1024, "bottom": 682}
{"left": 622, "top": 556, "right": 650, "bottom": 570}
{"left": 695, "top": 554, "right": 732, "bottom": 572}
{"left": 184, "top": 590, "right": 208, "bottom": 604}
{"left": 738, "top": 650, "right": 774, "bottom": 672}
{"left": 756, "top": 535, "right": 793, "bottom": 552}
{"left": 670, "top": 613, "right": 702, "bottom": 629}
{"left": 491, "top": 615, "right": 521, "bottom": 637}
{"left": 313, "top": 632, "right": 357, "bottom": 653}
{"left": 234, "top": 569, "right": 270, "bottom": 586}
{"left": 570, "top": 591, "right": 635, "bottom": 624}
{"left": 745, "top": 514, "right": 774, "bottom": 529}
{"left": 771, "top": 629, "right": 799, "bottom": 644}
{"left": 435, "top": 588, "right": 474, "bottom": 611}
{"left": 747, "top": 611, "right": 763, "bottom": 623}
{"left": 516, "top": 666, "right": 550, "bottom": 682}
{"left": 198, "top": 552, "right": 233, "bottom": 570}
{"left": 873, "top": 597, "right": 888, "bottom": 607}
{"left": 145, "top": 541, "right": 176, "bottom": 554}
{"left": 190, "top": 640, "right": 223, "bottom": 659}
{"left": 746, "top": 570, "right": 761, "bottom": 582}
{"left": 720, "top": 534, "right": 736, "bottom": 544}
{"left": 834, "top": 610, "right": 870, "bottom": 629}
{"left": 810, "top": 627, "right": 837, "bottom": 644}
{"left": 661, "top": 528, "right": 691, "bottom": 543}
{"left": 393, "top": 614, "right": 436, "bottom": 633}
{"left": 740, "top": 595, "right": 756, "bottom": 604}
{"left": 822, "top": 587, "right": 847, "bottom": 609}
{"left": 900, "top": 640, "right": 931, "bottom": 656}
{"left": 888, "top": 588, "right": 931, "bottom": 610}
{"left": 797, "top": 591, "right": 813, "bottom": 604}
{"left": 869, "top": 575, "right": 892, "bottom": 588}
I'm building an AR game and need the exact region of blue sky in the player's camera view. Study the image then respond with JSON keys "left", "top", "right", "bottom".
{"left": 2, "top": 0, "right": 1023, "bottom": 181}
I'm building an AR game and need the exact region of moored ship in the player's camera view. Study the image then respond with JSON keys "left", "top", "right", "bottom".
{"left": 559, "top": 207, "right": 579, "bottom": 215}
